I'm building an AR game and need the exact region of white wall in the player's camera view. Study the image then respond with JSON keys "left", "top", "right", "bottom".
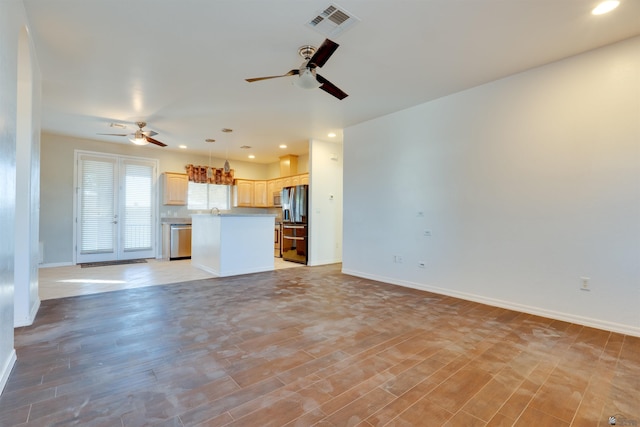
{"left": 14, "top": 26, "right": 41, "bottom": 327}
{"left": 308, "top": 139, "right": 343, "bottom": 266}
{"left": 0, "top": 0, "right": 34, "bottom": 395}
{"left": 343, "top": 36, "right": 640, "bottom": 336}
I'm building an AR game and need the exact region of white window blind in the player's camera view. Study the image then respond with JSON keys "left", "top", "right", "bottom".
{"left": 123, "top": 162, "right": 153, "bottom": 251}
{"left": 187, "top": 182, "right": 209, "bottom": 210}
{"left": 208, "top": 184, "right": 230, "bottom": 209}
{"left": 80, "top": 158, "right": 115, "bottom": 254}
{"left": 188, "top": 182, "right": 230, "bottom": 210}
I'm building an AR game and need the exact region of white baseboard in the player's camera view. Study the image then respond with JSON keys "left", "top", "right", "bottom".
{"left": 14, "top": 297, "right": 40, "bottom": 328}
{"left": 191, "top": 262, "right": 273, "bottom": 278}
{"left": 342, "top": 268, "right": 640, "bottom": 338}
{"left": 307, "top": 258, "right": 342, "bottom": 267}
{"left": 39, "top": 262, "right": 74, "bottom": 268}
{"left": 190, "top": 262, "right": 219, "bottom": 277}
{"left": 0, "top": 349, "right": 17, "bottom": 396}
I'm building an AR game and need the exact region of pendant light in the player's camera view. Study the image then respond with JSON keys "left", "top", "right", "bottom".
{"left": 205, "top": 138, "right": 215, "bottom": 181}
{"left": 207, "top": 149, "right": 213, "bottom": 181}
{"left": 222, "top": 128, "right": 233, "bottom": 173}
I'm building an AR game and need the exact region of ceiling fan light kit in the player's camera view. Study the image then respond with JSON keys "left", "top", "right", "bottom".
{"left": 295, "top": 68, "right": 321, "bottom": 89}
{"left": 130, "top": 129, "right": 149, "bottom": 145}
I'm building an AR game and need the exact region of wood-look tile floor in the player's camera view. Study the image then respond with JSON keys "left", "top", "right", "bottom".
{"left": 4, "top": 263, "right": 639, "bottom": 426}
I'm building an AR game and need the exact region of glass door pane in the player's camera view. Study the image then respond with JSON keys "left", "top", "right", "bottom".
{"left": 76, "top": 154, "right": 118, "bottom": 263}
{"left": 120, "top": 159, "right": 155, "bottom": 259}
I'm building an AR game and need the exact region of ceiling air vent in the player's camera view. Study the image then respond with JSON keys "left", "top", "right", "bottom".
{"left": 305, "top": 3, "right": 360, "bottom": 38}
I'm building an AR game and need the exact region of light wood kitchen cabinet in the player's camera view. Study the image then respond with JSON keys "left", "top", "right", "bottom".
{"left": 163, "top": 172, "right": 189, "bottom": 205}
{"left": 233, "top": 173, "right": 309, "bottom": 207}
{"left": 253, "top": 180, "right": 268, "bottom": 207}
{"left": 288, "top": 173, "right": 308, "bottom": 187}
{"left": 267, "top": 180, "right": 277, "bottom": 207}
{"left": 234, "top": 179, "right": 254, "bottom": 207}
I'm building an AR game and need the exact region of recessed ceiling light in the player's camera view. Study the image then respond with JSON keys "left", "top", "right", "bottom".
{"left": 592, "top": 0, "right": 619, "bottom": 14}
{"left": 222, "top": 128, "right": 233, "bottom": 133}
{"left": 205, "top": 139, "right": 216, "bottom": 143}
{"left": 179, "top": 145, "right": 187, "bottom": 149}
{"left": 240, "top": 145, "right": 252, "bottom": 149}
{"left": 279, "top": 144, "right": 287, "bottom": 149}
{"left": 328, "top": 132, "right": 336, "bottom": 138}
{"left": 248, "top": 155, "right": 255, "bottom": 159}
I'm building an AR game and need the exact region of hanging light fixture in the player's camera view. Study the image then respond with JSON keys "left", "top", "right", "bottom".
{"left": 222, "top": 128, "right": 233, "bottom": 173}
{"left": 205, "top": 139, "right": 215, "bottom": 181}
{"left": 129, "top": 129, "right": 149, "bottom": 145}
{"left": 295, "top": 68, "right": 321, "bottom": 90}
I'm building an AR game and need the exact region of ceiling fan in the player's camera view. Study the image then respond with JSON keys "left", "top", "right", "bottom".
{"left": 98, "top": 122, "right": 167, "bottom": 147}
{"left": 246, "top": 38, "right": 348, "bottom": 100}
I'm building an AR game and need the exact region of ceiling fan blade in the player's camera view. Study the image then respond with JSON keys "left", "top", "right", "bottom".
{"left": 142, "top": 130, "right": 158, "bottom": 137}
{"left": 245, "top": 69, "right": 299, "bottom": 82}
{"left": 309, "top": 39, "right": 339, "bottom": 68}
{"left": 146, "top": 136, "right": 167, "bottom": 147}
{"left": 97, "top": 133, "right": 128, "bottom": 137}
{"left": 316, "top": 74, "right": 348, "bottom": 100}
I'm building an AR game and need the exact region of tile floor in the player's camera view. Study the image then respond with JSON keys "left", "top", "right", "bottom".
{"left": 3, "top": 263, "right": 639, "bottom": 426}
{"left": 38, "top": 257, "right": 302, "bottom": 300}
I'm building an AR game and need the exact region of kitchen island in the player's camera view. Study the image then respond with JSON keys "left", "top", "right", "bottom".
{"left": 191, "top": 213, "right": 276, "bottom": 277}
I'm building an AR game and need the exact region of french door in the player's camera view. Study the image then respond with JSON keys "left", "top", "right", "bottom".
{"left": 75, "top": 151, "right": 158, "bottom": 263}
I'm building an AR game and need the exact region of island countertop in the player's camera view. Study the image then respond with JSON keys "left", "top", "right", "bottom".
{"left": 191, "top": 213, "right": 276, "bottom": 218}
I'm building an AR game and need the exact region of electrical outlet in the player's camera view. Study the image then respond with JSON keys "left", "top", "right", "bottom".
{"left": 580, "top": 276, "right": 591, "bottom": 291}
{"left": 418, "top": 261, "right": 425, "bottom": 268}
{"left": 423, "top": 230, "right": 432, "bottom": 237}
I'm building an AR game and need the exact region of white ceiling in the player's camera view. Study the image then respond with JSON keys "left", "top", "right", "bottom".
{"left": 22, "top": 0, "right": 640, "bottom": 164}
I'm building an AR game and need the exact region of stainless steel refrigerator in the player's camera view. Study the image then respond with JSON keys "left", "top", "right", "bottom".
{"left": 281, "top": 185, "right": 308, "bottom": 264}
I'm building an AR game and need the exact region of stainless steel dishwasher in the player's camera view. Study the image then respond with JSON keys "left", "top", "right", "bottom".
{"left": 170, "top": 224, "right": 192, "bottom": 260}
